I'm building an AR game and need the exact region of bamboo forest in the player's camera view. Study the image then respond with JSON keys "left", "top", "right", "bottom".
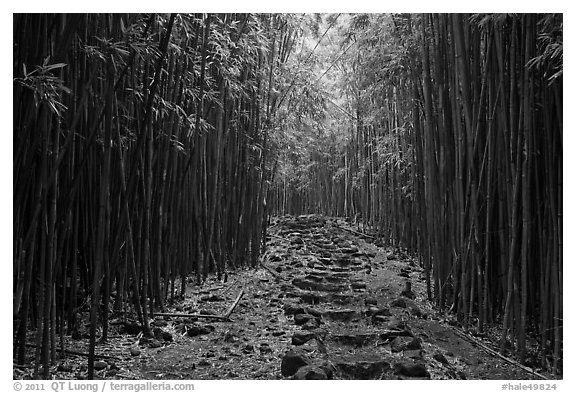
{"left": 13, "top": 13, "right": 562, "bottom": 381}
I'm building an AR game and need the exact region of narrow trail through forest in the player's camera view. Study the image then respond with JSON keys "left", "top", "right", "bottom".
{"left": 17, "top": 215, "right": 543, "bottom": 380}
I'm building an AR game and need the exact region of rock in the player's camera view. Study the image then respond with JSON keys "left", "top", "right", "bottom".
{"left": 281, "top": 350, "right": 310, "bottom": 377}
{"left": 294, "top": 313, "right": 313, "bottom": 325}
{"left": 366, "top": 306, "right": 391, "bottom": 317}
{"left": 152, "top": 319, "right": 168, "bottom": 327}
{"left": 398, "top": 272, "right": 410, "bottom": 278}
{"left": 386, "top": 317, "right": 409, "bottom": 331}
{"left": 130, "top": 348, "right": 141, "bottom": 357}
{"left": 365, "top": 297, "right": 378, "bottom": 306}
{"left": 324, "top": 309, "right": 357, "bottom": 322}
{"left": 272, "top": 331, "right": 286, "bottom": 337}
{"left": 149, "top": 339, "right": 162, "bottom": 348}
{"left": 57, "top": 364, "right": 73, "bottom": 372}
{"left": 379, "top": 329, "right": 414, "bottom": 341}
{"left": 153, "top": 327, "right": 173, "bottom": 342}
{"left": 186, "top": 324, "right": 215, "bottom": 337}
{"left": 317, "top": 360, "right": 335, "bottom": 379}
{"left": 335, "top": 358, "right": 390, "bottom": 379}
{"left": 304, "top": 274, "right": 326, "bottom": 282}
{"left": 259, "top": 343, "right": 273, "bottom": 354}
{"left": 243, "top": 343, "right": 254, "bottom": 353}
{"left": 457, "top": 371, "right": 467, "bottom": 380}
{"left": 292, "top": 277, "right": 348, "bottom": 292}
{"left": 94, "top": 361, "right": 108, "bottom": 371}
{"left": 198, "top": 359, "right": 210, "bottom": 366}
{"left": 391, "top": 337, "right": 421, "bottom": 352}
{"left": 305, "top": 307, "right": 323, "bottom": 318}
{"left": 293, "top": 365, "right": 328, "bottom": 380}
{"left": 433, "top": 352, "right": 449, "bottom": 365}
{"left": 275, "top": 266, "right": 282, "bottom": 273}
{"left": 393, "top": 361, "right": 429, "bottom": 378}
{"left": 386, "top": 253, "right": 396, "bottom": 260}
{"left": 403, "top": 349, "right": 424, "bottom": 360}
{"left": 390, "top": 298, "right": 407, "bottom": 308}
{"left": 283, "top": 303, "right": 306, "bottom": 316}
{"left": 372, "top": 315, "right": 388, "bottom": 324}
{"left": 292, "top": 291, "right": 325, "bottom": 304}
{"left": 331, "top": 333, "right": 377, "bottom": 346}
{"left": 292, "top": 331, "right": 315, "bottom": 345}
{"left": 302, "top": 318, "right": 321, "bottom": 330}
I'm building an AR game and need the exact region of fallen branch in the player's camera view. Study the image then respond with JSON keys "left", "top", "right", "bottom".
{"left": 335, "top": 225, "right": 376, "bottom": 239}
{"left": 224, "top": 289, "right": 245, "bottom": 318}
{"left": 451, "top": 327, "right": 549, "bottom": 380}
{"left": 24, "top": 343, "right": 121, "bottom": 361}
{"left": 153, "top": 312, "right": 230, "bottom": 321}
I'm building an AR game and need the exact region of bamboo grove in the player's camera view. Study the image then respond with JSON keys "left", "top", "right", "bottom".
{"left": 268, "top": 14, "right": 562, "bottom": 373}
{"left": 13, "top": 13, "right": 305, "bottom": 378}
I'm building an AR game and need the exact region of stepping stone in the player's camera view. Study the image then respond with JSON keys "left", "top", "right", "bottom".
{"left": 302, "top": 318, "right": 321, "bottom": 330}
{"left": 379, "top": 329, "right": 414, "bottom": 341}
{"left": 292, "top": 331, "right": 315, "bottom": 345}
{"left": 335, "top": 358, "right": 391, "bottom": 379}
{"left": 372, "top": 315, "right": 389, "bottom": 324}
{"left": 281, "top": 350, "right": 310, "bottom": 377}
{"left": 403, "top": 349, "right": 424, "bottom": 360}
{"left": 325, "top": 276, "right": 349, "bottom": 284}
{"left": 283, "top": 303, "right": 306, "bottom": 316}
{"left": 329, "top": 293, "right": 356, "bottom": 305}
{"left": 291, "top": 291, "right": 325, "bottom": 304}
{"left": 330, "top": 333, "right": 378, "bottom": 346}
{"left": 324, "top": 309, "right": 358, "bottom": 322}
{"left": 292, "top": 365, "right": 328, "bottom": 380}
{"left": 292, "top": 277, "right": 348, "bottom": 292}
{"left": 386, "top": 317, "right": 409, "bottom": 331}
{"left": 390, "top": 336, "right": 422, "bottom": 353}
{"left": 305, "top": 307, "right": 323, "bottom": 318}
{"left": 366, "top": 306, "right": 392, "bottom": 317}
{"left": 294, "top": 314, "right": 313, "bottom": 325}
{"left": 393, "top": 361, "right": 430, "bottom": 378}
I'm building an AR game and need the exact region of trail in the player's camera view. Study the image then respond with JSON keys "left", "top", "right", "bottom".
{"left": 24, "top": 215, "right": 542, "bottom": 380}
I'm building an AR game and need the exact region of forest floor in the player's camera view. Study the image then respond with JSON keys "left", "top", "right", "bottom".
{"left": 14, "top": 215, "right": 554, "bottom": 380}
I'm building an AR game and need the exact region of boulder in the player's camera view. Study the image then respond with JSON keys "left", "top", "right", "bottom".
{"left": 324, "top": 309, "right": 358, "bottom": 322}
{"left": 393, "top": 361, "right": 430, "bottom": 378}
{"left": 292, "top": 331, "right": 315, "bottom": 345}
{"left": 335, "top": 358, "right": 390, "bottom": 379}
{"left": 281, "top": 350, "right": 310, "bottom": 377}
{"left": 294, "top": 313, "right": 313, "bottom": 325}
{"left": 292, "top": 365, "right": 328, "bottom": 380}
